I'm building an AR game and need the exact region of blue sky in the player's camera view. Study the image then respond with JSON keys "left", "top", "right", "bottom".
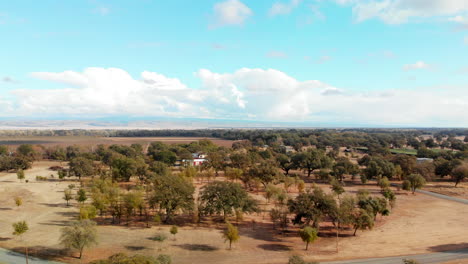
{"left": 1, "top": 0, "right": 468, "bottom": 127}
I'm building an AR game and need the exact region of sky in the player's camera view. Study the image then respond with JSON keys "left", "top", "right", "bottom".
{"left": 1, "top": 0, "right": 468, "bottom": 127}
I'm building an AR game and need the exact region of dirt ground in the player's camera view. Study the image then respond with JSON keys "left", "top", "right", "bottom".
{"left": 423, "top": 181, "right": 468, "bottom": 200}
{"left": 0, "top": 136, "right": 234, "bottom": 149}
{"left": 1, "top": 162, "right": 468, "bottom": 264}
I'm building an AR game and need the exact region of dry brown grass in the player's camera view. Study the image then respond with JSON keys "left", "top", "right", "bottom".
{"left": 1, "top": 162, "right": 468, "bottom": 264}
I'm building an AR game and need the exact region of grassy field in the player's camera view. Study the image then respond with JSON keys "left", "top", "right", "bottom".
{"left": 390, "top": 149, "right": 418, "bottom": 155}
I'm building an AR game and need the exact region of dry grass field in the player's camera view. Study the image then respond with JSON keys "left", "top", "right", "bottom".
{"left": 1, "top": 161, "right": 468, "bottom": 264}
{"left": 423, "top": 181, "right": 468, "bottom": 200}
{"left": 0, "top": 136, "right": 234, "bottom": 149}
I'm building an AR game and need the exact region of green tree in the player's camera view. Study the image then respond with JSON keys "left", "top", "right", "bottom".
{"left": 330, "top": 178, "right": 345, "bottom": 197}
{"left": 293, "top": 149, "right": 333, "bottom": 177}
{"left": 151, "top": 173, "right": 194, "bottom": 223}
{"left": 223, "top": 222, "right": 240, "bottom": 249}
{"left": 58, "top": 169, "right": 67, "bottom": 180}
{"left": 17, "top": 169, "right": 25, "bottom": 182}
{"left": 225, "top": 167, "right": 243, "bottom": 183}
{"left": 352, "top": 209, "right": 374, "bottom": 236}
{"left": 17, "top": 144, "right": 35, "bottom": 158}
{"left": 298, "top": 226, "right": 318, "bottom": 250}
{"left": 60, "top": 220, "right": 98, "bottom": 259}
{"left": 452, "top": 164, "right": 468, "bottom": 187}
{"left": 277, "top": 153, "right": 296, "bottom": 175}
{"left": 378, "top": 176, "right": 390, "bottom": 191}
{"left": 12, "top": 220, "right": 29, "bottom": 263}
{"left": 402, "top": 174, "right": 426, "bottom": 194}
{"left": 111, "top": 156, "right": 137, "bottom": 182}
{"left": 200, "top": 181, "right": 258, "bottom": 220}
{"left": 123, "top": 190, "right": 144, "bottom": 224}
{"left": 205, "top": 151, "right": 227, "bottom": 176}
{"left": 153, "top": 150, "right": 178, "bottom": 165}
{"left": 69, "top": 157, "right": 95, "bottom": 180}
{"left": 64, "top": 189, "right": 73, "bottom": 206}
{"left": 79, "top": 205, "right": 98, "bottom": 220}
{"left": 76, "top": 188, "right": 88, "bottom": 204}
{"left": 288, "top": 187, "right": 337, "bottom": 229}
{"left": 170, "top": 226, "right": 178, "bottom": 240}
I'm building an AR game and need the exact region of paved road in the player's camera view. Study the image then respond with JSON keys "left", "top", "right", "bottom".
{"left": 416, "top": 189, "right": 468, "bottom": 205}
{"left": 323, "top": 249, "right": 468, "bottom": 264}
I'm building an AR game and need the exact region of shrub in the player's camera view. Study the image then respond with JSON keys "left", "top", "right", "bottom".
{"left": 150, "top": 233, "right": 167, "bottom": 242}
{"left": 36, "top": 176, "right": 48, "bottom": 181}
{"left": 14, "top": 197, "right": 23, "bottom": 207}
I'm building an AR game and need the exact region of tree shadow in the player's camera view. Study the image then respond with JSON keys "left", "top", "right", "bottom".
{"left": 175, "top": 244, "right": 219, "bottom": 251}
{"left": 257, "top": 244, "right": 292, "bottom": 251}
{"left": 10, "top": 246, "right": 66, "bottom": 261}
{"left": 55, "top": 211, "right": 77, "bottom": 218}
{"left": 125, "top": 246, "right": 147, "bottom": 251}
{"left": 39, "top": 203, "right": 65, "bottom": 208}
{"left": 239, "top": 222, "right": 284, "bottom": 242}
{"left": 0, "top": 237, "right": 11, "bottom": 241}
{"left": 0, "top": 207, "right": 12, "bottom": 210}
{"left": 428, "top": 243, "right": 468, "bottom": 252}
{"left": 38, "top": 220, "right": 71, "bottom": 226}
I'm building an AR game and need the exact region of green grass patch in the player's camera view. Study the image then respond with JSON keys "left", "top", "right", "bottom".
{"left": 390, "top": 149, "right": 418, "bottom": 155}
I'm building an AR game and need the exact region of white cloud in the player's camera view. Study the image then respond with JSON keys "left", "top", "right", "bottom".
{"left": 449, "top": 15, "right": 466, "bottom": 23}
{"left": 321, "top": 87, "right": 343, "bottom": 96}
{"left": 211, "top": 0, "right": 252, "bottom": 28}
{"left": 333, "top": 0, "right": 468, "bottom": 24}
{"left": 269, "top": 0, "right": 302, "bottom": 16}
{"left": 266, "top": 51, "right": 288, "bottom": 58}
{"left": 3, "top": 67, "right": 468, "bottom": 126}
{"left": 449, "top": 15, "right": 468, "bottom": 30}
{"left": 403, "top": 61, "right": 431, "bottom": 71}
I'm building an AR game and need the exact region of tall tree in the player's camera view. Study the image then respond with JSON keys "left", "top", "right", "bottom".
{"left": 60, "top": 220, "right": 98, "bottom": 259}
{"left": 298, "top": 226, "right": 318, "bottom": 250}
{"left": 200, "top": 181, "right": 258, "bottom": 220}
{"left": 402, "top": 174, "right": 426, "bottom": 194}
{"left": 69, "top": 157, "right": 95, "bottom": 180}
{"left": 288, "top": 187, "right": 337, "bottom": 229}
{"left": 223, "top": 222, "right": 240, "bottom": 249}
{"left": 293, "top": 149, "right": 333, "bottom": 177}
{"left": 452, "top": 164, "right": 468, "bottom": 187}
{"left": 248, "top": 160, "right": 281, "bottom": 187}
{"left": 151, "top": 173, "right": 194, "bottom": 223}
{"left": 12, "top": 220, "right": 29, "bottom": 264}
{"left": 17, "top": 169, "right": 25, "bottom": 182}
{"left": 352, "top": 209, "right": 374, "bottom": 236}
{"left": 276, "top": 154, "right": 296, "bottom": 176}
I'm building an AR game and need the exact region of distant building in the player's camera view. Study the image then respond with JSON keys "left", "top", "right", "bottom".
{"left": 417, "top": 158, "right": 433, "bottom": 164}
{"left": 181, "top": 153, "right": 207, "bottom": 166}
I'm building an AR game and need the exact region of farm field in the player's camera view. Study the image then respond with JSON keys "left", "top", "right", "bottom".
{"left": 1, "top": 161, "right": 467, "bottom": 264}
{"left": 0, "top": 136, "right": 234, "bottom": 148}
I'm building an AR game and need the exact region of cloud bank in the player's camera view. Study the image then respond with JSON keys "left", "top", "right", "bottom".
{"left": 334, "top": 0, "right": 468, "bottom": 24}
{"left": 3, "top": 67, "right": 468, "bottom": 127}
